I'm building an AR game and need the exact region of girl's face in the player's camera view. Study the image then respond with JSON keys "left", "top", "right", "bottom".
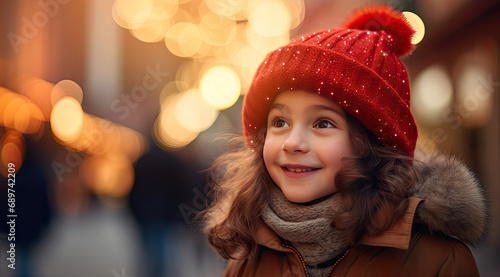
{"left": 263, "top": 90, "right": 354, "bottom": 203}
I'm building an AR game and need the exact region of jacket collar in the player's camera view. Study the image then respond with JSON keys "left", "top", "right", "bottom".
{"left": 254, "top": 219, "right": 287, "bottom": 252}
{"left": 359, "top": 197, "right": 424, "bottom": 249}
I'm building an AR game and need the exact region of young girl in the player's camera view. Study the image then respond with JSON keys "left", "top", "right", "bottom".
{"left": 203, "top": 5, "right": 488, "bottom": 276}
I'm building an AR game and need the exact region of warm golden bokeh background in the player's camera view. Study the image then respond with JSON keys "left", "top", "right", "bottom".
{"left": 1, "top": 0, "right": 499, "bottom": 276}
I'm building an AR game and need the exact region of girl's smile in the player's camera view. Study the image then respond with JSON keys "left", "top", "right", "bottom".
{"left": 263, "top": 90, "right": 354, "bottom": 203}
{"left": 281, "top": 164, "right": 320, "bottom": 177}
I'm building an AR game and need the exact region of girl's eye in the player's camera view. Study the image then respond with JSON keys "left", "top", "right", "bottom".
{"left": 271, "top": 118, "right": 289, "bottom": 128}
{"left": 314, "top": 119, "right": 336, "bottom": 128}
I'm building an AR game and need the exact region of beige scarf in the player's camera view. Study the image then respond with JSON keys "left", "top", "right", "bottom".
{"left": 262, "top": 187, "right": 350, "bottom": 276}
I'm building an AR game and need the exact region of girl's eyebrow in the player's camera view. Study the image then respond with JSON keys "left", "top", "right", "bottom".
{"left": 307, "top": 105, "right": 345, "bottom": 118}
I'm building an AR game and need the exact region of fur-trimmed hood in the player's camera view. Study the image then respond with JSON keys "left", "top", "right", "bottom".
{"left": 411, "top": 149, "right": 489, "bottom": 246}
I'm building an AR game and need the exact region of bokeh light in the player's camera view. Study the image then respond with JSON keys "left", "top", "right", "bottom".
{"left": 403, "top": 11, "right": 425, "bottom": 45}
{"left": 80, "top": 155, "right": 135, "bottom": 198}
{"left": 18, "top": 78, "right": 55, "bottom": 121}
{"left": 129, "top": 0, "right": 178, "bottom": 44}
{"left": 154, "top": 93, "right": 199, "bottom": 149}
{"left": 0, "top": 88, "right": 16, "bottom": 127}
{"left": 284, "top": 0, "right": 306, "bottom": 30}
{"left": 456, "top": 65, "right": 493, "bottom": 128}
{"left": 165, "top": 22, "right": 204, "bottom": 57}
{"left": 150, "top": 0, "right": 180, "bottom": 21}
{"left": 2, "top": 76, "right": 148, "bottom": 199}
{"left": 175, "top": 89, "right": 219, "bottom": 132}
{"left": 204, "top": 0, "right": 246, "bottom": 17}
{"left": 114, "top": 0, "right": 153, "bottom": 27}
{"left": 0, "top": 87, "right": 44, "bottom": 134}
{"left": 0, "top": 130, "right": 25, "bottom": 177}
{"left": 199, "top": 12, "right": 237, "bottom": 46}
{"left": 3, "top": 97, "right": 24, "bottom": 128}
{"left": 48, "top": 82, "right": 148, "bottom": 199}
{"left": 50, "top": 96, "right": 85, "bottom": 144}
{"left": 106, "top": 121, "right": 148, "bottom": 162}
{"left": 248, "top": 0, "right": 291, "bottom": 38}
{"left": 14, "top": 102, "right": 44, "bottom": 134}
{"left": 246, "top": 27, "right": 290, "bottom": 56}
{"left": 53, "top": 110, "right": 147, "bottom": 163}
{"left": 160, "top": 80, "right": 188, "bottom": 103}
{"left": 112, "top": 0, "right": 306, "bottom": 148}
{"left": 200, "top": 65, "right": 241, "bottom": 110}
{"left": 111, "top": 1, "right": 133, "bottom": 29}
{"left": 177, "top": 60, "right": 205, "bottom": 92}
{"left": 130, "top": 16, "right": 171, "bottom": 43}
{"left": 412, "top": 64, "right": 454, "bottom": 125}
{"left": 51, "top": 79, "right": 84, "bottom": 106}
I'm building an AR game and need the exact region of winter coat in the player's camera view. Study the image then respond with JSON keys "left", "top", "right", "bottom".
{"left": 223, "top": 151, "right": 489, "bottom": 277}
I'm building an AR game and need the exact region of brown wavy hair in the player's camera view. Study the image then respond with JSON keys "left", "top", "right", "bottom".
{"left": 202, "top": 113, "right": 416, "bottom": 259}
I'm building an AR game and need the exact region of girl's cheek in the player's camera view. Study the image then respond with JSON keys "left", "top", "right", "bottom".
{"left": 262, "top": 139, "right": 273, "bottom": 165}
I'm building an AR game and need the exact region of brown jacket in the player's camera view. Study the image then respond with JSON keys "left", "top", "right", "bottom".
{"left": 224, "top": 198, "right": 479, "bottom": 276}
{"left": 223, "top": 151, "right": 488, "bottom": 277}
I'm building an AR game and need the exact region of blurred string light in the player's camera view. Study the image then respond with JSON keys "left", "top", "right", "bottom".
{"left": 112, "top": 0, "right": 305, "bottom": 149}
{"left": 1, "top": 79, "right": 147, "bottom": 198}
{"left": 0, "top": 87, "right": 44, "bottom": 135}
{"left": 46, "top": 81, "right": 148, "bottom": 199}
{"left": 0, "top": 85, "right": 42, "bottom": 177}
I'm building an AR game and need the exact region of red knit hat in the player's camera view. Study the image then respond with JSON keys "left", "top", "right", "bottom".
{"left": 242, "top": 5, "right": 419, "bottom": 157}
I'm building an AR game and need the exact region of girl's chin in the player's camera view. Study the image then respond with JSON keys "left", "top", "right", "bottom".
{"left": 280, "top": 189, "right": 334, "bottom": 205}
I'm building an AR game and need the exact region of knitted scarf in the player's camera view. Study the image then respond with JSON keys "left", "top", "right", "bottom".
{"left": 262, "top": 187, "right": 350, "bottom": 277}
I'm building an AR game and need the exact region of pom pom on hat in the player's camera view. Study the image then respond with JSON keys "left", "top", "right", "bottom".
{"left": 242, "top": 4, "right": 420, "bottom": 157}
{"left": 343, "top": 5, "right": 416, "bottom": 57}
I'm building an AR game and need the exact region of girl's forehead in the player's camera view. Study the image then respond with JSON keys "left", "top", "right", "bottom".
{"left": 269, "top": 90, "right": 345, "bottom": 114}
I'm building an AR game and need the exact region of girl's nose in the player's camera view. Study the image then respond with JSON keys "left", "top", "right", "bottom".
{"left": 282, "top": 129, "right": 310, "bottom": 153}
